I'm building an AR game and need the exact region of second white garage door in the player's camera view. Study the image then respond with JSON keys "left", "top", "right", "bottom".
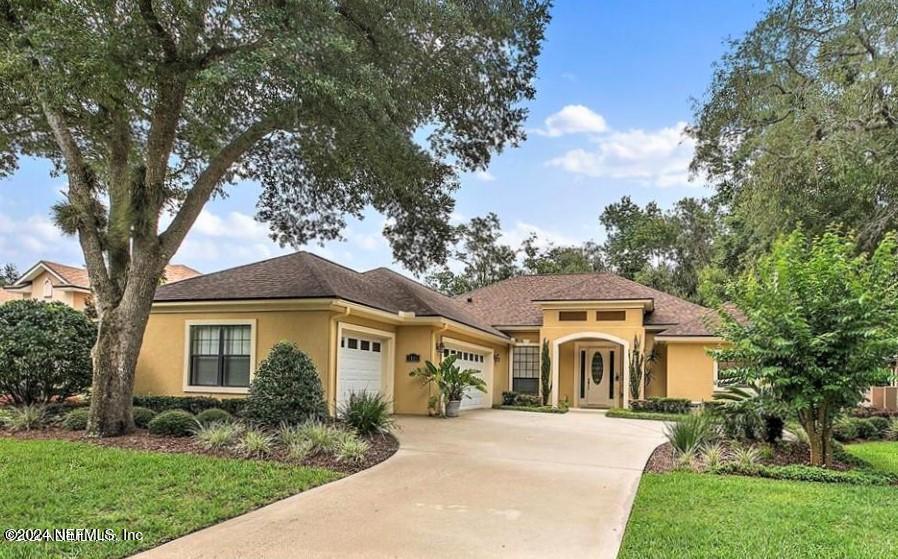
{"left": 444, "top": 345, "right": 492, "bottom": 410}
{"left": 338, "top": 334, "right": 385, "bottom": 408}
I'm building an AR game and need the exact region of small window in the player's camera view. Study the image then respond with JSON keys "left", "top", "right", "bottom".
{"left": 43, "top": 279, "right": 53, "bottom": 298}
{"left": 596, "top": 310, "right": 627, "bottom": 321}
{"left": 340, "top": 337, "right": 345, "bottom": 348}
{"left": 189, "top": 324, "right": 252, "bottom": 388}
{"left": 512, "top": 345, "right": 540, "bottom": 394}
{"left": 348, "top": 338, "right": 358, "bottom": 349}
{"left": 372, "top": 342, "right": 381, "bottom": 353}
{"left": 559, "top": 310, "right": 587, "bottom": 321}
{"left": 360, "top": 340, "right": 370, "bottom": 351}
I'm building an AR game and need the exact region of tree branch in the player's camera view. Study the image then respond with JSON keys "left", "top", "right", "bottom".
{"left": 158, "top": 113, "right": 285, "bottom": 259}
{"left": 138, "top": 0, "right": 177, "bottom": 61}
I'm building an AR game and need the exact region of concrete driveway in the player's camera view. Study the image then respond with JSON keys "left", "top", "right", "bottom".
{"left": 136, "top": 410, "right": 666, "bottom": 559}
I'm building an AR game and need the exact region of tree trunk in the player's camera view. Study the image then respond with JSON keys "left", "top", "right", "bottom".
{"left": 799, "top": 407, "right": 834, "bottom": 468}
{"left": 86, "top": 277, "right": 158, "bottom": 437}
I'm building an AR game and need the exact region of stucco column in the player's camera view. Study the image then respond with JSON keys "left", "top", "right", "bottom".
{"left": 550, "top": 339, "right": 559, "bottom": 407}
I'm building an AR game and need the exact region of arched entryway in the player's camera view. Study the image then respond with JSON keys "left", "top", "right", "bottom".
{"left": 550, "top": 332, "right": 631, "bottom": 409}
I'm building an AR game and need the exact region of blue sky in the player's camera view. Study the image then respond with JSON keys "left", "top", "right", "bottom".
{"left": 0, "top": 1, "right": 765, "bottom": 277}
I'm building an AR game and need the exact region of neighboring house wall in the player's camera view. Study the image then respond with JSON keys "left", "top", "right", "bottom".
{"left": 663, "top": 341, "right": 717, "bottom": 402}
{"left": 21, "top": 270, "right": 88, "bottom": 310}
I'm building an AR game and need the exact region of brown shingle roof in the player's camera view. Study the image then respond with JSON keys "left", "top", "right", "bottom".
{"left": 456, "top": 272, "right": 711, "bottom": 333}
{"left": 153, "top": 252, "right": 506, "bottom": 338}
{"left": 161, "top": 264, "right": 202, "bottom": 284}
{"left": 42, "top": 261, "right": 91, "bottom": 288}
{"left": 19, "top": 261, "right": 200, "bottom": 290}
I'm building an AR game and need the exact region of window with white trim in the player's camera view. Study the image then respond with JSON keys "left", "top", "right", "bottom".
{"left": 512, "top": 346, "right": 539, "bottom": 394}
{"left": 189, "top": 325, "right": 252, "bottom": 388}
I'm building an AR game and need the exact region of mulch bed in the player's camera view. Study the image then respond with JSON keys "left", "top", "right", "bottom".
{"left": 644, "top": 440, "right": 854, "bottom": 473}
{"left": 1, "top": 427, "right": 399, "bottom": 475}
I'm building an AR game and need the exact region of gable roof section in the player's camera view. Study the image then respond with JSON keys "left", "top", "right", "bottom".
{"left": 8, "top": 261, "right": 200, "bottom": 291}
{"left": 154, "top": 252, "right": 506, "bottom": 338}
{"left": 456, "top": 272, "right": 710, "bottom": 332}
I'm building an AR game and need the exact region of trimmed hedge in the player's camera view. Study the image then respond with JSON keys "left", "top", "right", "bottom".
{"left": 497, "top": 404, "right": 568, "bottom": 414}
{"left": 133, "top": 395, "right": 246, "bottom": 416}
{"left": 715, "top": 463, "right": 896, "bottom": 486}
{"left": 630, "top": 397, "right": 691, "bottom": 415}
{"left": 834, "top": 416, "right": 891, "bottom": 442}
{"left": 500, "top": 391, "right": 542, "bottom": 407}
{"left": 606, "top": 408, "right": 689, "bottom": 422}
{"left": 243, "top": 342, "right": 326, "bottom": 426}
{"left": 147, "top": 410, "right": 196, "bottom": 437}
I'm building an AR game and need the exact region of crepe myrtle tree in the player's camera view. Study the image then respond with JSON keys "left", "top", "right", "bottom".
{"left": 0, "top": 1, "right": 550, "bottom": 436}
{"left": 710, "top": 229, "right": 898, "bottom": 467}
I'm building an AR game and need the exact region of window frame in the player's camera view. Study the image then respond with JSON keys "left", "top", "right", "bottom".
{"left": 510, "top": 344, "right": 540, "bottom": 395}
{"left": 182, "top": 319, "right": 256, "bottom": 394}
{"left": 43, "top": 279, "right": 53, "bottom": 298}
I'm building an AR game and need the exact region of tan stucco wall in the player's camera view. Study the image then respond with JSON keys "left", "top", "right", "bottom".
{"left": 391, "top": 325, "right": 437, "bottom": 415}
{"left": 135, "top": 309, "right": 333, "bottom": 399}
{"left": 557, "top": 341, "right": 575, "bottom": 405}
{"left": 664, "top": 341, "right": 718, "bottom": 402}
{"left": 135, "top": 305, "right": 511, "bottom": 415}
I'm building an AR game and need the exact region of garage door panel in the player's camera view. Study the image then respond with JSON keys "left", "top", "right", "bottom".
{"left": 443, "top": 346, "right": 492, "bottom": 410}
{"left": 338, "top": 334, "right": 385, "bottom": 406}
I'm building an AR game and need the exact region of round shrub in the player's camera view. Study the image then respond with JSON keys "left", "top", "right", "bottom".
{"left": 855, "top": 418, "right": 881, "bottom": 440}
{"left": 61, "top": 407, "right": 90, "bottom": 431}
{"left": 196, "top": 408, "right": 233, "bottom": 426}
{"left": 863, "top": 416, "right": 889, "bottom": 439}
{"left": 244, "top": 342, "right": 326, "bottom": 426}
{"left": 0, "top": 300, "right": 96, "bottom": 404}
{"left": 132, "top": 406, "right": 157, "bottom": 429}
{"left": 147, "top": 410, "right": 196, "bottom": 437}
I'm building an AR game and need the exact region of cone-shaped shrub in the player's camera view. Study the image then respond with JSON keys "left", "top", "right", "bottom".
{"left": 244, "top": 342, "right": 326, "bottom": 426}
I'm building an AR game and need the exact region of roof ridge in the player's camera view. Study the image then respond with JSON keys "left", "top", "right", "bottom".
{"left": 455, "top": 271, "right": 607, "bottom": 299}
{"left": 365, "top": 267, "right": 454, "bottom": 299}
{"left": 157, "top": 251, "right": 318, "bottom": 289}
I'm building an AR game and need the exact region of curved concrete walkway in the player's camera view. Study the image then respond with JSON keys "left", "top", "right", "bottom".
{"left": 135, "top": 410, "right": 666, "bottom": 559}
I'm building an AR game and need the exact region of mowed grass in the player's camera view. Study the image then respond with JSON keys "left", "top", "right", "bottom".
{"left": 619, "top": 471, "right": 898, "bottom": 559}
{"left": 845, "top": 441, "right": 898, "bottom": 475}
{"left": 0, "top": 438, "right": 340, "bottom": 559}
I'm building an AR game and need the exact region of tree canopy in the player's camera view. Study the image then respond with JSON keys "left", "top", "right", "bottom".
{"left": 710, "top": 229, "right": 898, "bottom": 467}
{"left": 691, "top": 0, "right": 898, "bottom": 259}
{"left": 0, "top": 1, "right": 550, "bottom": 435}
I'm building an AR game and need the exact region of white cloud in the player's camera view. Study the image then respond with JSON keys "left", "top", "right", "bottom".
{"left": 547, "top": 121, "right": 696, "bottom": 187}
{"left": 0, "top": 211, "right": 80, "bottom": 265}
{"left": 500, "top": 221, "right": 580, "bottom": 250}
{"left": 535, "top": 104, "right": 608, "bottom": 137}
{"left": 473, "top": 170, "right": 496, "bottom": 182}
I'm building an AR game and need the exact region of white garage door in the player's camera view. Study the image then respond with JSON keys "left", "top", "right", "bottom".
{"left": 338, "top": 334, "right": 384, "bottom": 407}
{"left": 443, "top": 345, "right": 492, "bottom": 410}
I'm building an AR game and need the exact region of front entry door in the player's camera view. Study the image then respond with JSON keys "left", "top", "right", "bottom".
{"left": 585, "top": 348, "right": 615, "bottom": 407}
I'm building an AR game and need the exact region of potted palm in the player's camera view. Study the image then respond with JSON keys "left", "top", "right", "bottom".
{"left": 410, "top": 354, "right": 487, "bottom": 417}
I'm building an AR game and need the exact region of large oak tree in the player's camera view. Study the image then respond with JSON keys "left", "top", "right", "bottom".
{"left": 0, "top": 1, "right": 549, "bottom": 435}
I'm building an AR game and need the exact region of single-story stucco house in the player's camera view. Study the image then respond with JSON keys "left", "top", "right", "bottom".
{"left": 134, "top": 251, "right": 722, "bottom": 414}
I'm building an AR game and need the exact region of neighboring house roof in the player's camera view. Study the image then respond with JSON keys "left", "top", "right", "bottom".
{"left": 7, "top": 260, "right": 201, "bottom": 291}
{"left": 153, "top": 252, "right": 507, "bottom": 338}
{"left": 456, "top": 273, "right": 711, "bottom": 334}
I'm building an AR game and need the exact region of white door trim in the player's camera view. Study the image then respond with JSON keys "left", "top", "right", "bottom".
{"left": 336, "top": 322, "right": 396, "bottom": 413}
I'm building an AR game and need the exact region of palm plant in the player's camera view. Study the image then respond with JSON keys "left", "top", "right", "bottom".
{"left": 410, "top": 354, "right": 486, "bottom": 417}
{"left": 711, "top": 369, "right": 786, "bottom": 443}
{"left": 665, "top": 413, "right": 716, "bottom": 455}
{"left": 628, "top": 335, "right": 657, "bottom": 400}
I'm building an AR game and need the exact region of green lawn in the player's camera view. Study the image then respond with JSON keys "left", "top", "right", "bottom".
{"left": 0, "top": 438, "right": 339, "bottom": 558}
{"left": 620, "top": 470, "right": 898, "bottom": 559}
{"left": 845, "top": 441, "right": 898, "bottom": 475}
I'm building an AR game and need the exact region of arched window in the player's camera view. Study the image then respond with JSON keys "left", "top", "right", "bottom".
{"left": 42, "top": 279, "right": 53, "bottom": 298}
{"left": 591, "top": 352, "right": 604, "bottom": 384}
